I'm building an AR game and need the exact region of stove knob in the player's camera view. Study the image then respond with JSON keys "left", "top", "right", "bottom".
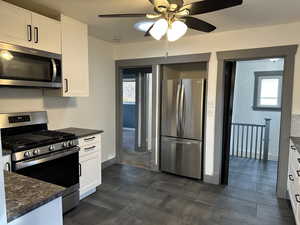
{"left": 24, "top": 151, "right": 31, "bottom": 158}
{"left": 63, "top": 142, "right": 68, "bottom": 148}
{"left": 68, "top": 141, "right": 73, "bottom": 147}
{"left": 33, "top": 149, "right": 40, "bottom": 155}
{"left": 49, "top": 145, "right": 55, "bottom": 151}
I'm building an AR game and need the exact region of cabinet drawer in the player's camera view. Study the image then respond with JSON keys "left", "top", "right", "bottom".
{"left": 79, "top": 135, "right": 100, "bottom": 147}
{"left": 80, "top": 145, "right": 100, "bottom": 158}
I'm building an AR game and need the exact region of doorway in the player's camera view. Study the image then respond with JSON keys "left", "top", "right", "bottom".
{"left": 223, "top": 58, "right": 284, "bottom": 194}
{"left": 121, "top": 67, "right": 152, "bottom": 169}
{"left": 217, "top": 46, "right": 297, "bottom": 198}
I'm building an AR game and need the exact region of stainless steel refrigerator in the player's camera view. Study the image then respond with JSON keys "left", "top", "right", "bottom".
{"left": 161, "top": 78, "right": 205, "bottom": 179}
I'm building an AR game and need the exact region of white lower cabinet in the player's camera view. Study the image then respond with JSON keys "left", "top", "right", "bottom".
{"left": 288, "top": 140, "right": 300, "bottom": 225}
{"left": 3, "top": 154, "right": 11, "bottom": 172}
{"left": 79, "top": 134, "right": 101, "bottom": 199}
{"left": 8, "top": 197, "right": 63, "bottom": 225}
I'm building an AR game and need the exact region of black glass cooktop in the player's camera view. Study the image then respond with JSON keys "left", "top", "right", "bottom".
{"left": 2, "top": 130, "right": 76, "bottom": 152}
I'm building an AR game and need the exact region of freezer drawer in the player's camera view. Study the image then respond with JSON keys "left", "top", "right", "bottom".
{"left": 161, "top": 136, "right": 203, "bottom": 179}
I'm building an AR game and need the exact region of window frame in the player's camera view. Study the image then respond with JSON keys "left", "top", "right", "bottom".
{"left": 253, "top": 71, "right": 283, "bottom": 111}
{"left": 122, "top": 78, "right": 137, "bottom": 104}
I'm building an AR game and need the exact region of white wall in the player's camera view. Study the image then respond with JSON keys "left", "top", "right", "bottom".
{"left": 0, "top": 36, "right": 116, "bottom": 162}
{"left": 232, "top": 59, "right": 284, "bottom": 161}
{"left": 114, "top": 21, "right": 300, "bottom": 179}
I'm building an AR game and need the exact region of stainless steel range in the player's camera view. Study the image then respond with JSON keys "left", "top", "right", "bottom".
{"left": 0, "top": 111, "right": 80, "bottom": 213}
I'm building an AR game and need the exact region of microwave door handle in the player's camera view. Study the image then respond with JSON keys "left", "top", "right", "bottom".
{"left": 51, "top": 59, "right": 57, "bottom": 82}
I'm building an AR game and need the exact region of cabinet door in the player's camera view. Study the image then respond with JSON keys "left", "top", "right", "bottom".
{"left": 31, "top": 13, "right": 61, "bottom": 54}
{"left": 61, "top": 15, "right": 89, "bottom": 97}
{"left": 0, "top": 1, "right": 32, "bottom": 48}
{"left": 3, "top": 155, "right": 11, "bottom": 172}
{"left": 79, "top": 152, "right": 100, "bottom": 196}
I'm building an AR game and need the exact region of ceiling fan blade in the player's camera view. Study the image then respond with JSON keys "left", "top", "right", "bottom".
{"left": 183, "top": 16, "right": 216, "bottom": 32}
{"left": 180, "top": 0, "right": 243, "bottom": 15}
{"left": 145, "top": 24, "right": 154, "bottom": 37}
{"left": 98, "top": 13, "right": 147, "bottom": 18}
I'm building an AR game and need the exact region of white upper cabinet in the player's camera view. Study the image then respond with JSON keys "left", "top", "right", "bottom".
{"left": 0, "top": 1, "right": 32, "bottom": 48}
{"left": 31, "top": 13, "right": 61, "bottom": 54}
{"left": 61, "top": 15, "right": 89, "bottom": 97}
{"left": 0, "top": 0, "right": 61, "bottom": 54}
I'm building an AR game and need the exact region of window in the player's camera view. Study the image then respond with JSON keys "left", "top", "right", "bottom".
{"left": 253, "top": 71, "right": 283, "bottom": 111}
{"left": 123, "top": 79, "right": 136, "bottom": 104}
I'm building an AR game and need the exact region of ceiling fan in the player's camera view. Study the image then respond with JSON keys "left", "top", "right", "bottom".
{"left": 98, "top": 0, "right": 243, "bottom": 42}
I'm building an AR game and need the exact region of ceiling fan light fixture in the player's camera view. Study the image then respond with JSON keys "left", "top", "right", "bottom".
{"left": 134, "top": 21, "right": 155, "bottom": 32}
{"left": 169, "top": 3, "right": 178, "bottom": 11}
{"left": 146, "top": 13, "right": 161, "bottom": 19}
{"left": 149, "top": 18, "right": 168, "bottom": 40}
{"left": 167, "top": 20, "right": 187, "bottom": 42}
{"left": 176, "top": 8, "right": 190, "bottom": 16}
{"left": 0, "top": 50, "right": 13, "bottom": 61}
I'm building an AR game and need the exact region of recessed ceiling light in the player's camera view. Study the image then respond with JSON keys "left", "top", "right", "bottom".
{"left": 134, "top": 21, "right": 155, "bottom": 32}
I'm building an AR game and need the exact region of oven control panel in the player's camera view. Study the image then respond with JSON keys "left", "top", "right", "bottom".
{"left": 8, "top": 115, "right": 30, "bottom": 124}
{"left": 12, "top": 139, "right": 79, "bottom": 162}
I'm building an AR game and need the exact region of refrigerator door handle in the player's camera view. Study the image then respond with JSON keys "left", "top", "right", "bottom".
{"left": 163, "top": 137, "right": 199, "bottom": 145}
{"left": 180, "top": 83, "right": 185, "bottom": 135}
{"left": 176, "top": 81, "right": 182, "bottom": 135}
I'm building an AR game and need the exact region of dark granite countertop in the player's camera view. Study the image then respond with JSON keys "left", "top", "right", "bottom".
{"left": 290, "top": 137, "right": 300, "bottom": 154}
{"left": 58, "top": 127, "right": 103, "bottom": 138}
{"left": 4, "top": 171, "right": 65, "bottom": 223}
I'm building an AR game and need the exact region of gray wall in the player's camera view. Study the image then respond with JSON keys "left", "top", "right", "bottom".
{"left": 123, "top": 103, "right": 136, "bottom": 128}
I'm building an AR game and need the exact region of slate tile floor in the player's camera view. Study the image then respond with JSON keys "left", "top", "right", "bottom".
{"left": 122, "top": 128, "right": 151, "bottom": 169}
{"left": 64, "top": 161, "right": 295, "bottom": 225}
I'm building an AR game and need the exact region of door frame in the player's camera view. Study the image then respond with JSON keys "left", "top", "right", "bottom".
{"left": 115, "top": 53, "right": 211, "bottom": 171}
{"left": 215, "top": 45, "right": 298, "bottom": 198}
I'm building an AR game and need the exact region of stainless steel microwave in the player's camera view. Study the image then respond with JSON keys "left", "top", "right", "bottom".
{"left": 0, "top": 42, "right": 62, "bottom": 88}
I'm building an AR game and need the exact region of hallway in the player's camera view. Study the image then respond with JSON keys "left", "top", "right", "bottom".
{"left": 122, "top": 128, "right": 151, "bottom": 169}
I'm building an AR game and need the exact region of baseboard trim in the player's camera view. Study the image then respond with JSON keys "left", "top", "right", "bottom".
{"left": 80, "top": 188, "right": 96, "bottom": 200}
{"left": 102, "top": 157, "right": 117, "bottom": 169}
{"left": 204, "top": 174, "right": 220, "bottom": 185}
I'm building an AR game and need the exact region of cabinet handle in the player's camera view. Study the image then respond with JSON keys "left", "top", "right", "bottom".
{"left": 297, "top": 170, "right": 300, "bottom": 177}
{"left": 289, "top": 174, "right": 295, "bottom": 181}
{"left": 51, "top": 59, "right": 57, "bottom": 82}
{"left": 84, "top": 137, "right": 96, "bottom": 142}
{"left": 27, "top": 25, "right": 32, "bottom": 42}
{"left": 84, "top": 146, "right": 96, "bottom": 152}
{"left": 34, "top": 27, "right": 39, "bottom": 43}
{"left": 5, "top": 162, "right": 11, "bottom": 172}
{"left": 65, "top": 79, "right": 69, "bottom": 93}
{"left": 296, "top": 194, "right": 300, "bottom": 203}
{"left": 79, "top": 163, "right": 82, "bottom": 177}
{"left": 291, "top": 146, "right": 296, "bottom": 151}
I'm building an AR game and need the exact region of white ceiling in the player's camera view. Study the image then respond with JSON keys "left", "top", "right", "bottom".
{"left": 4, "top": 0, "right": 300, "bottom": 43}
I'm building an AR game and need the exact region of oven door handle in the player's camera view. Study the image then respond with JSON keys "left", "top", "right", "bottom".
{"left": 14, "top": 147, "right": 80, "bottom": 170}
